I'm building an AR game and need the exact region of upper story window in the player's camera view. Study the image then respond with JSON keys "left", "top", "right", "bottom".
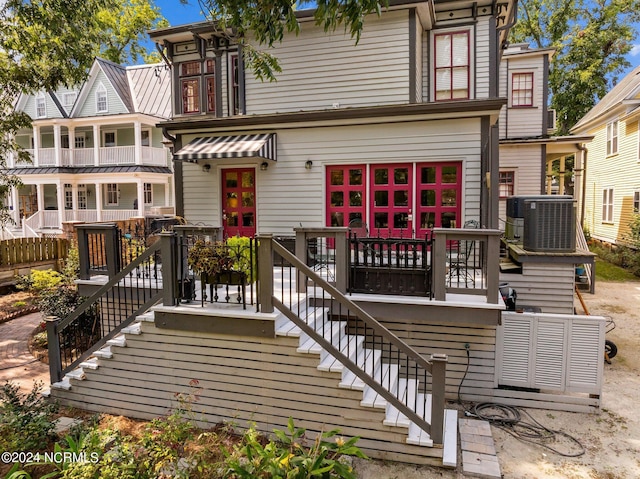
{"left": 634, "top": 191, "right": 639, "bottom": 213}
{"left": 230, "top": 53, "right": 240, "bottom": 115}
{"left": 606, "top": 120, "right": 618, "bottom": 156}
{"left": 180, "top": 60, "right": 217, "bottom": 115}
{"left": 63, "top": 92, "right": 77, "bottom": 108}
{"left": 511, "top": 73, "right": 533, "bottom": 107}
{"left": 96, "top": 83, "right": 108, "bottom": 113}
{"left": 434, "top": 31, "right": 470, "bottom": 101}
{"left": 35, "top": 94, "right": 46, "bottom": 118}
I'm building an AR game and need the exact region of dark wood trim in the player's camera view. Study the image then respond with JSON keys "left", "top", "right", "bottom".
{"left": 172, "top": 61, "right": 180, "bottom": 116}
{"left": 480, "top": 116, "right": 490, "bottom": 228}
{"left": 488, "top": 14, "right": 498, "bottom": 98}
{"left": 154, "top": 310, "right": 275, "bottom": 337}
{"left": 408, "top": 8, "right": 416, "bottom": 104}
{"left": 237, "top": 44, "right": 246, "bottom": 114}
{"left": 160, "top": 98, "right": 507, "bottom": 131}
{"left": 490, "top": 121, "right": 500, "bottom": 229}
{"left": 174, "top": 135, "right": 184, "bottom": 217}
{"left": 215, "top": 50, "right": 223, "bottom": 117}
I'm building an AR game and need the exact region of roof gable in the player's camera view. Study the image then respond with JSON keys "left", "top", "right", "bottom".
{"left": 572, "top": 66, "right": 640, "bottom": 132}
{"left": 71, "top": 58, "right": 130, "bottom": 117}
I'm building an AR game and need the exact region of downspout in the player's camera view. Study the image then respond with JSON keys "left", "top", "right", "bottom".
{"left": 577, "top": 143, "right": 588, "bottom": 226}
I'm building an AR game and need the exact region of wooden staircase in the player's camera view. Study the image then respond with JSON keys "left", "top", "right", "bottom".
{"left": 47, "top": 305, "right": 458, "bottom": 468}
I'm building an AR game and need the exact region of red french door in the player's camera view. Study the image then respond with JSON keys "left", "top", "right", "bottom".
{"left": 416, "top": 162, "right": 461, "bottom": 237}
{"left": 326, "top": 165, "right": 366, "bottom": 228}
{"left": 369, "top": 164, "right": 413, "bottom": 237}
{"left": 222, "top": 168, "right": 256, "bottom": 238}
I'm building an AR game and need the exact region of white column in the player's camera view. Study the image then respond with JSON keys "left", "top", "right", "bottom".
{"left": 93, "top": 124, "right": 100, "bottom": 166}
{"left": 56, "top": 181, "right": 65, "bottom": 228}
{"left": 53, "top": 124, "right": 61, "bottom": 166}
{"left": 167, "top": 177, "right": 173, "bottom": 207}
{"left": 68, "top": 126, "right": 75, "bottom": 166}
{"left": 11, "top": 187, "right": 19, "bottom": 225}
{"left": 33, "top": 125, "right": 40, "bottom": 167}
{"left": 71, "top": 183, "right": 78, "bottom": 221}
{"left": 36, "top": 184, "right": 44, "bottom": 213}
{"left": 136, "top": 180, "right": 144, "bottom": 216}
{"left": 95, "top": 183, "right": 102, "bottom": 222}
{"left": 134, "top": 121, "right": 142, "bottom": 165}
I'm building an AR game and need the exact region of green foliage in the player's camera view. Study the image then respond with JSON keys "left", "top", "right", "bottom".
{"left": 0, "top": 381, "right": 59, "bottom": 452}
{"left": 510, "top": 0, "right": 640, "bottom": 134}
{"left": 196, "top": 0, "right": 390, "bottom": 81}
{"left": 225, "top": 237, "right": 257, "bottom": 280}
{"left": 4, "top": 463, "right": 32, "bottom": 479}
{"left": 11, "top": 301, "right": 27, "bottom": 308}
{"left": 591, "top": 243, "right": 640, "bottom": 279}
{"left": 32, "top": 331, "right": 48, "bottom": 349}
{"left": 62, "top": 246, "right": 80, "bottom": 285}
{"left": 187, "top": 240, "right": 234, "bottom": 277}
{"left": 95, "top": 0, "right": 169, "bottom": 64}
{"left": 224, "top": 418, "right": 366, "bottom": 479}
{"left": 24, "top": 270, "right": 64, "bottom": 293}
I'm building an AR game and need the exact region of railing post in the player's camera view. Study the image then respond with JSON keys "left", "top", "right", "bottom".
{"left": 294, "top": 229, "right": 307, "bottom": 294}
{"left": 160, "top": 232, "right": 178, "bottom": 306}
{"left": 429, "top": 353, "right": 447, "bottom": 444}
{"left": 486, "top": 233, "right": 500, "bottom": 304}
{"left": 76, "top": 226, "right": 90, "bottom": 280}
{"left": 46, "top": 316, "right": 62, "bottom": 384}
{"left": 334, "top": 229, "right": 348, "bottom": 294}
{"left": 257, "top": 234, "right": 274, "bottom": 313}
{"left": 432, "top": 229, "right": 447, "bottom": 301}
{"left": 103, "top": 224, "right": 120, "bottom": 279}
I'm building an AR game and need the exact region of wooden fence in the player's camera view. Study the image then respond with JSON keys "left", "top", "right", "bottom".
{"left": 0, "top": 237, "right": 69, "bottom": 268}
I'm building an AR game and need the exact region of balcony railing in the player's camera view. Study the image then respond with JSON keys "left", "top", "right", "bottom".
{"left": 8, "top": 146, "right": 169, "bottom": 168}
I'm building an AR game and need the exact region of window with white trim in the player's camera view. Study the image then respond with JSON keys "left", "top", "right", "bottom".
{"left": 106, "top": 183, "right": 119, "bottom": 206}
{"left": 35, "top": 94, "right": 46, "bottom": 118}
{"left": 229, "top": 53, "right": 240, "bottom": 115}
{"left": 499, "top": 171, "right": 515, "bottom": 198}
{"left": 602, "top": 187, "right": 614, "bottom": 223}
{"left": 434, "top": 30, "right": 470, "bottom": 101}
{"left": 103, "top": 131, "right": 116, "bottom": 147}
{"left": 141, "top": 129, "right": 151, "bottom": 147}
{"left": 77, "top": 185, "right": 87, "bottom": 209}
{"left": 63, "top": 92, "right": 77, "bottom": 108}
{"left": 511, "top": 73, "right": 533, "bottom": 107}
{"left": 144, "top": 183, "right": 152, "bottom": 205}
{"left": 633, "top": 191, "right": 640, "bottom": 213}
{"left": 64, "top": 184, "right": 73, "bottom": 209}
{"left": 606, "top": 120, "right": 618, "bottom": 156}
{"left": 75, "top": 134, "right": 85, "bottom": 149}
{"left": 96, "top": 83, "right": 108, "bottom": 113}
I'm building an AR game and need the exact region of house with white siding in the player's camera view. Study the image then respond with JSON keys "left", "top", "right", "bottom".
{"left": 3, "top": 58, "right": 174, "bottom": 237}
{"left": 46, "top": 0, "right": 606, "bottom": 469}
{"left": 571, "top": 65, "right": 640, "bottom": 245}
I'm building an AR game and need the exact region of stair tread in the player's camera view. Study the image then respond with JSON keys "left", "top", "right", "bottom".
{"left": 317, "top": 336, "right": 364, "bottom": 371}
{"left": 121, "top": 322, "right": 142, "bottom": 335}
{"left": 361, "top": 363, "right": 399, "bottom": 408}
{"left": 340, "top": 348, "right": 381, "bottom": 390}
{"left": 79, "top": 358, "right": 99, "bottom": 370}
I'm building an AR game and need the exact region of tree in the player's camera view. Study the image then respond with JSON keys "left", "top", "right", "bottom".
{"left": 96, "top": 0, "right": 169, "bottom": 64}
{"left": 0, "top": 0, "right": 114, "bottom": 227}
{"left": 510, "top": 0, "right": 640, "bottom": 134}
{"left": 195, "top": 0, "right": 390, "bottom": 81}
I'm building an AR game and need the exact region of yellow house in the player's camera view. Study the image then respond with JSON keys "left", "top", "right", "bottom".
{"left": 572, "top": 66, "right": 640, "bottom": 245}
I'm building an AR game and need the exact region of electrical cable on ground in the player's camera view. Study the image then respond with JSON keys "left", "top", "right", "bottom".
{"left": 457, "top": 346, "right": 586, "bottom": 457}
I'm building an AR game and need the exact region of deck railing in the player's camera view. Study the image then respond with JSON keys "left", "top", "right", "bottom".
{"left": 258, "top": 234, "right": 447, "bottom": 444}
{"left": 46, "top": 240, "right": 162, "bottom": 383}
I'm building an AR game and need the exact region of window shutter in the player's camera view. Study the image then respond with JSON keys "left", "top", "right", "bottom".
{"left": 533, "top": 320, "right": 566, "bottom": 389}
{"left": 566, "top": 320, "right": 603, "bottom": 393}
{"left": 497, "top": 316, "right": 532, "bottom": 387}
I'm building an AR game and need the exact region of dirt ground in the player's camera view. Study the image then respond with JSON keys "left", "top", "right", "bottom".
{"left": 355, "top": 280, "right": 640, "bottom": 479}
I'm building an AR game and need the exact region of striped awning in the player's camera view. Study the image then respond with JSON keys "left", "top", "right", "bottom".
{"left": 173, "top": 133, "right": 277, "bottom": 162}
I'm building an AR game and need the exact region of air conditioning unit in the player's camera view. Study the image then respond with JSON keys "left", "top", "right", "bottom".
{"left": 506, "top": 195, "right": 552, "bottom": 241}
{"left": 523, "top": 197, "right": 576, "bottom": 252}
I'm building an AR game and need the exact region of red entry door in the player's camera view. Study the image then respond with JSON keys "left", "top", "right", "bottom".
{"left": 369, "top": 164, "right": 413, "bottom": 237}
{"left": 415, "top": 162, "right": 462, "bottom": 237}
{"left": 222, "top": 168, "right": 256, "bottom": 238}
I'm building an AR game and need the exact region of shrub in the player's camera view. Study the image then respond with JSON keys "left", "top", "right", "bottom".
{"left": 225, "top": 236, "right": 258, "bottom": 281}
{"left": 224, "top": 418, "right": 366, "bottom": 479}
{"left": 12, "top": 301, "right": 27, "bottom": 308}
{"left": 0, "top": 381, "right": 59, "bottom": 451}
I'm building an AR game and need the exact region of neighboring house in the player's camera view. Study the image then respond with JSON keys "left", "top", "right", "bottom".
{"left": 497, "top": 43, "right": 596, "bottom": 304}
{"left": 47, "top": 1, "right": 605, "bottom": 469}
{"left": 4, "top": 59, "right": 174, "bottom": 237}
{"left": 572, "top": 65, "right": 640, "bottom": 245}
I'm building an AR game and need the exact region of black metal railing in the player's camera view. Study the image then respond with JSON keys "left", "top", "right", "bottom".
{"left": 46, "top": 241, "right": 163, "bottom": 383}
{"left": 348, "top": 233, "right": 432, "bottom": 297}
{"left": 258, "top": 235, "right": 447, "bottom": 444}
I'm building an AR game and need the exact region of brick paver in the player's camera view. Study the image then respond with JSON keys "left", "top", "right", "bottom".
{"left": 0, "top": 312, "right": 51, "bottom": 394}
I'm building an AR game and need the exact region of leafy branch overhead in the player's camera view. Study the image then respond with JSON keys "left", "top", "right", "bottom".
{"left": 193, "top": 0, "right": 390, "bottom": 81}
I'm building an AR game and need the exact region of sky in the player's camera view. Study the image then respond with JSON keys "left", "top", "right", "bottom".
{"left": 152, "top": 0, "right": 640, "bottom": 73}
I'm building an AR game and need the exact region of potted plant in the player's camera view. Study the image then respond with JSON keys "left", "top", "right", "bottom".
{"left": 187, "top": 239, "right": 234, "bottom": 284}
